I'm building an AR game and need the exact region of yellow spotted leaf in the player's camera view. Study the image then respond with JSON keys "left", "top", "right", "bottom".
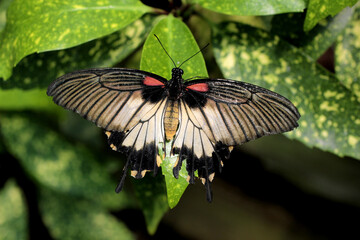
{"left": 0, "top": 14, "right": 157, "bottom": 90}
{"left": 304, "top": 0, "right": 358, "bottom": 31}
{"left": 213, "top": 22, "right": 360, "bottom": 160}
{"left": 271, "top": 8, "right": 353, "bottom": 60}
{"left": 193, "top": 0, "right": 307, "bottom": 16}
{"left": 0, "top": 180, "right": 28, "bottom": 240}
{"left": 0, "top": 0, "right": 151, "bottom": 80}
{"left": 335, "top": 3, "right": 360, "bottom": 102}
{"left": 0, "top": 113, "right": 134, "bottom": 209}
{"left": 39, "top": 187, "right": 134, "bottom": 240}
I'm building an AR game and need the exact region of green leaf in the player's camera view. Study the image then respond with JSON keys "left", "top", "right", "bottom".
{"left": 0, "top": 113, "right": 134, "bottom": 209}
{"left": 271, "top": 8, "right": 353, "bottom": 60}
{"left": 301, "top": 8, "right": 353, "bottom": 59}
{"left": 161, "top": 142, "right": 189, "bottom": 209}
{"left": 0, "top": 14, "right": 157, "bottom": 90}
{"left": 335, "top": 3, "right": 360, "bottom": 101}
{"left": 304, "top": 0, "right": 358, "bottom": 31}
{"left": 193, "top": 0, "right": 307, "bottom": 16}
{"left": 39, "top": 187, "right": 134, "bottom": 240}
{"left": 140, "top": 15, "right": 208, "bottom": 207}
{"left": 0, "top": 180, "right": 28, "bottom": 240}
{"left": 132, "top": 174, "right": 168, "bottom": 235}
{"left": 140, "top": 15, "right": 208, "bottom": 80}
{"left": 212, "top": 22, "right": 360, "bottom": 160}
{"left": 0, "top": 88, "right": 54, "bottom": 111}
{"left": 0, "top": 0, "right": 151, "bottom": 80}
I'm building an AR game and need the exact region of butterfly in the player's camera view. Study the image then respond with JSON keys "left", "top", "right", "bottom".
{"left": 47, "top": 37, "right": 300, "bottom": 202}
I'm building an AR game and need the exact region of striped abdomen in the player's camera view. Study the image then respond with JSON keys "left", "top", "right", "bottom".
{"left": 164, "top": 100, "right": 179, "bottom": 140}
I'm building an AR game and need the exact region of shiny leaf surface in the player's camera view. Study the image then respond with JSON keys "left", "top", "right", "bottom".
{"left": 212, "top": 22, "right": 360, "bottom": 160}
{"left": 0, "top": 0, "right": 150, "bottom": 79}
{"left": 193, "top": 0, "right": 307, "bottom": 16}
{"left": 304, "top": 0, "right": 358, "bottom": 31}
{"left": 271, "top": 8, "right": 352, "bottom": 60}
{"left": 0, "top": 14, "right": 156, "bottom": 90}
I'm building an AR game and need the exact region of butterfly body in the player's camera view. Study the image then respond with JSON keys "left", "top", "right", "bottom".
{"left": 164, "top": 100, "right": 179, "bottom": 140}
{"left": 47, "top": 66, "right": 300, "bottom": 202}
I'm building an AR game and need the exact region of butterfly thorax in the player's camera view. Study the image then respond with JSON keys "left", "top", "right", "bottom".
{"left": 168, "top": 67, "right": 184, "bottom": 100}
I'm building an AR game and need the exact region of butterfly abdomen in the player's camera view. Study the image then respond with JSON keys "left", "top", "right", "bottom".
{"left": 164, "top": 100, "right": 179, "bottom": 140}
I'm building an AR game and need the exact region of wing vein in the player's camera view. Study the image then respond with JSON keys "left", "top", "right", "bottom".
{"left": 105, "top": 92, "right": 133, "bottom": 129}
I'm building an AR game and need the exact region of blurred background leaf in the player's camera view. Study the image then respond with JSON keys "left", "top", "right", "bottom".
{"left": 132, "top": 174, "right": 168, "bottom": 235}
{"left": 0, "top": 180, "right": 28, "bottom": 240}
{"left": 242, "top": 134, "right": 360, "bottom": 206}
{"left": 0, "top": 113, "right": 134, "bottom": 210}
{"left": 39, "top": 187, "right": 134, "bottom": 240}
{"left": 0, "top": 89, "right": 54, "bottom": 111}
{"left": 335, "top": 2, "right": 360, "bottom": 101}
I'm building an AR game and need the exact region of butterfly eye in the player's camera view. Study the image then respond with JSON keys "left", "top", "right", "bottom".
{"left": 180, "top": 69, "right": 184, "bottom": 75}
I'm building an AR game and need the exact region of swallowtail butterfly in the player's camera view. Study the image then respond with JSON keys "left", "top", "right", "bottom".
{"left": 47, "top": 37, "right": 300, "bottom": 202}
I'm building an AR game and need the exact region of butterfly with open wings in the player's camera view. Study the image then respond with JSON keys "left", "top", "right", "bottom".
{"left": 47, "top": 37, "right": 300, "bottom": 202}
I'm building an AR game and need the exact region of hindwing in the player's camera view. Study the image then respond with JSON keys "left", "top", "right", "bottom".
{"left": 170, "top": 78, "right": 300, "bottom": 201}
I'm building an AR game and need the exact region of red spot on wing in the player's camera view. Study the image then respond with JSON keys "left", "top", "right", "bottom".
{"left": 186, "top": 83, "right": 209, "bottom": 92}
{"left": 143, "top": 76, "right": 165, "bottom": 86}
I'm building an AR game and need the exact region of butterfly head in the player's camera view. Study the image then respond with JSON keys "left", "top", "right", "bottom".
{"left": 172, "top": 67, "right": 184, "bottom": 79}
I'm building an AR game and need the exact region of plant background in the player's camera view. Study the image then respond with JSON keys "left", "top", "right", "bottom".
{"left": 1, "top": 0, "right": 360, "bottom": 239}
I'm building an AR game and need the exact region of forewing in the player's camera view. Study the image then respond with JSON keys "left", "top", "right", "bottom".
{"left": 47, "top": 68, "right": 169, "bottom": 192}
{"left": 47, "top": 68, "right": 167, "bottom": 132}
{"left": 183, "top": 79, "right": 300, "bottom": 145}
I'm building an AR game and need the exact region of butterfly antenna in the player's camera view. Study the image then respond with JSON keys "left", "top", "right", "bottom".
{"left": 154, "top": 34, "right": 177, "bottom": 68}
{"left": 178, "top": 43, "right": 209, "bottom": 68}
